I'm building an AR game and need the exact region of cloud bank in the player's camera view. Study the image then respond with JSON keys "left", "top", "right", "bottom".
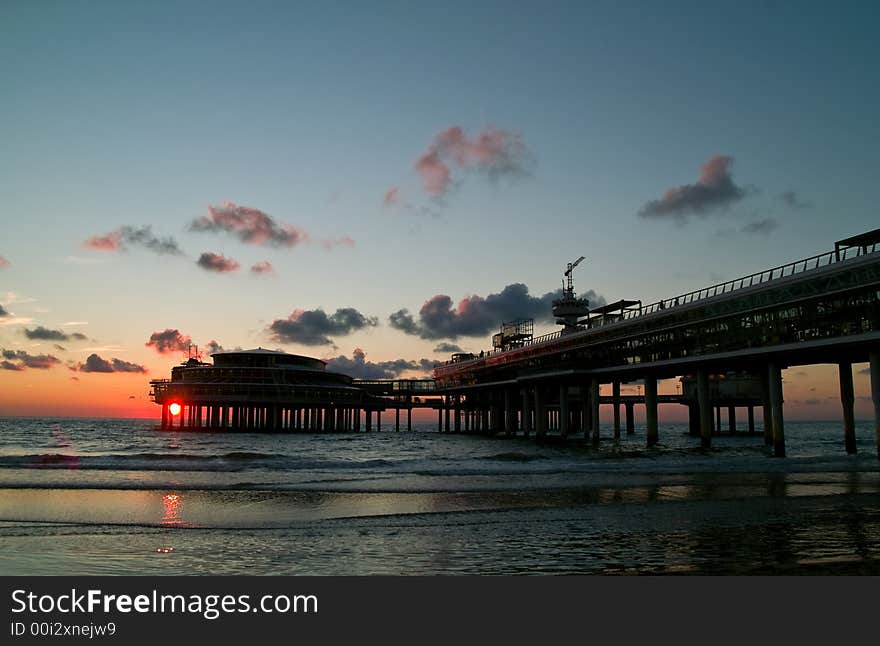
{"left": 78, "top": 354, "right": 148, "bottom": 374}
{"left": 268, "top": 308, "right": 379, "bottom": 346}
{"left": 389, "top": 283, "right": 604, "bottom": 340}
{"left": 324, "top": 348, "right": 434, "bottom": 379}
{"left": 1, "top": 349, "right": 62, "bottom": 370}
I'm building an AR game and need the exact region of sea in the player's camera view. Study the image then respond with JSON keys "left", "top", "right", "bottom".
{"left": 0, "top": 416, "right": 879, "bottom": 575}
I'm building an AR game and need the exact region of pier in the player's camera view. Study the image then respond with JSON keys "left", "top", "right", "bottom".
{"left": 150, "top": 230, "right": 880, "bottom": 458}
{"left": 432, "top": 230, "right": 880, "bottom": 457}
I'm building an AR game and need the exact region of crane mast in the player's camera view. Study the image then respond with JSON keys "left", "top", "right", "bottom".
{"left": 552, "top": 256, "right": 591, "bottom": 333}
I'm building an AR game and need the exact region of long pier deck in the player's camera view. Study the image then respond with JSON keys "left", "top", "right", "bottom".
{"left": 430, "top": 231, "right": 880, "bottom": 457}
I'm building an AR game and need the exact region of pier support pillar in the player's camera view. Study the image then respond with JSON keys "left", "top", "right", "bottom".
{"left": 407, "top": 407, "right": 412, "bottom": 432}
{"left": 377, "top": 411, "right": 382, "bottom": 432}
{"left": 522, "top": 389, "right": 532, "bottom": 437}
{"left": 445, "top": 403, "right": 451, "bottom": 433}
{"left": 395, "top": 407, "right": 400, "bottom": 432}
{"left": 728, "top": 406, "right": 736, "bottom": 434}
{"left": 645, "top": 375, "right": 658, "bottom": 447}
{"left": 697, "top": 370, "right": 711, "bottom": 449}
{"left": 437, "top": 409, "right": 442, "bottom": 432}
{"left": 454, "top": 397, "right": 461, "bottom": 433}
{"left": 748, "top": 406, "right": 755, "bottom": 435}
{"left": 768, "top": 363, "right": 786, "bottom": 457}
{"left": 715, "top": 405, "right": 721, "bottom": 436}
{"left": 687, "top": 403, "right": 700, "bottom": 436}
{"left": 504, "top": 390, "right": 514, "bottom": 435}
{"left": 366, "top": 410, "right": 372, "bottom": 432}
{"left": 612, "top": 381, "right": 621, "bottom": 439}
{"left": 534, "top": 386, "right": 547, "bottom": 439}
{"left": 625, "top": 401, "right": 635, "bottom": 435}
{"left": 870, "top": 351, "right": 880, "bottom": 460}
{"left": 591, "top": 379, "right": 600, "bottom": 446}
{"left": 559, "top": 384, "right": 570, "bottom": 437}
{"left": 839, "top": 361, "right": 856, "bottom": 454}
{"left": 161, "top": 404, "right": 169, "bottom": 430}
{"left": 760, "top": 369, "right": 773, "bottom": 446}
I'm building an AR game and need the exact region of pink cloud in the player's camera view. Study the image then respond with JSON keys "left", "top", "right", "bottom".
{"left": 84, "top": 232, "right": 123, "bottom": 251}
{"left": 321, "top": 236, "right": 356, "bottom": 250}
{"left": 190, "top": 202, "right": 308, "bottom": 248}
{"left": 0, "top": 256, "right": 9, "bottom": 269}
{"left": 196, "top": 252, "right": 240, "bottom": 273}
{"left": 250, "top": 261, "right": 275, "bottom": 275}
{"left": 383, "top": 186, "right": 400, "bottom": 207}
{"left": 413, "top": 126, "right": 530, "bottom": 197}
{"left": 415, "top": 150, "right": 452, "bottom": 196}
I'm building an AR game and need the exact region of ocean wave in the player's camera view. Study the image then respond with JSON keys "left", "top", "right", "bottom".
{"left": 0, "top": 452, "right": 399, "bottom": 472}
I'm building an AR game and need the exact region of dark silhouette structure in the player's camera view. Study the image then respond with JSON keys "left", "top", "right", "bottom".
{"left": 433, "top": 231, "right": 880, "bottom": 458}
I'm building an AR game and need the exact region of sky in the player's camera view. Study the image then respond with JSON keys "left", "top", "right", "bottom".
{"left": 1, "top": 0, "right": 878, "bottom": 419}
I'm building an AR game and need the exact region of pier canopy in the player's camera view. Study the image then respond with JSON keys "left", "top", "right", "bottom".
{"left": 211, "top": 348, "right": 326, "bottom": 371}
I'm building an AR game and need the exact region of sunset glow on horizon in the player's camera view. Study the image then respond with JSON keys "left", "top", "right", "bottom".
{"left": 2, "top": 1, "right": 878, "bottom": 421}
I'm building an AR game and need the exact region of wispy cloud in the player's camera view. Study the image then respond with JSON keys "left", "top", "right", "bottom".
{"left": 0, "top": 256, "right": 10, "bottom": 270}
{"left": 638, "top": 155, "right": 747, "bottom": 221}
{"left": 779, "top": 190, "right": 811, "bottom": 210}
{"left": 413, "top": 126, "right": 532, "bottom": 198}
{"left": 383, "top": 187, "right": 400, "bottom": 207}
{"left": 740, "top": 217, "right": 779, "bottom": 235}
{"left": 0, "top": 314, "right": 34, "bottom": 327}
{"left": 190, "top": 202, "right": 308, "bottom": 248}
{"left": 23, "top": 326, "right": 88, "bottom": 342}
{"left": 1, "top": 349, "right": 62, "bottom": 370}
{"left": 84, "top": 225, "right": 183, "bottom": 255}
{"left": 320, "top": 236, "right": 355, "bottom": 250}
{"left": 250, "top": 261, "right": 275, "bottom": 275}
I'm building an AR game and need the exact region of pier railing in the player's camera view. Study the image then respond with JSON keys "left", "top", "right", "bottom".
{"left": 440, "top": 242, "right": 879, "bottom": 367}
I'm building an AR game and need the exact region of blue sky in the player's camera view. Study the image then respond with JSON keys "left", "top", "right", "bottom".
{"left": 1, "top": 1, "right": 878, "bottom": 414}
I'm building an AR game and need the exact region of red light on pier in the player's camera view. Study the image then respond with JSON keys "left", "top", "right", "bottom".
{"left": 169, "top": 403, "right": 181, "bottom": 416}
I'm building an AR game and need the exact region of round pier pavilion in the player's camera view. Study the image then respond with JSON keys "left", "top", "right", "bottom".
{"left": 150, "top": 349, "right": 385, "bottom": 431}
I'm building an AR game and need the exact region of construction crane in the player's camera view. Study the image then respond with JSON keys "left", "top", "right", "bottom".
{"left": 553, "top": 255, "right": 590, "bottom": 333}
{"left": 563, "top": 256, "right": 586, "bottom": 294}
